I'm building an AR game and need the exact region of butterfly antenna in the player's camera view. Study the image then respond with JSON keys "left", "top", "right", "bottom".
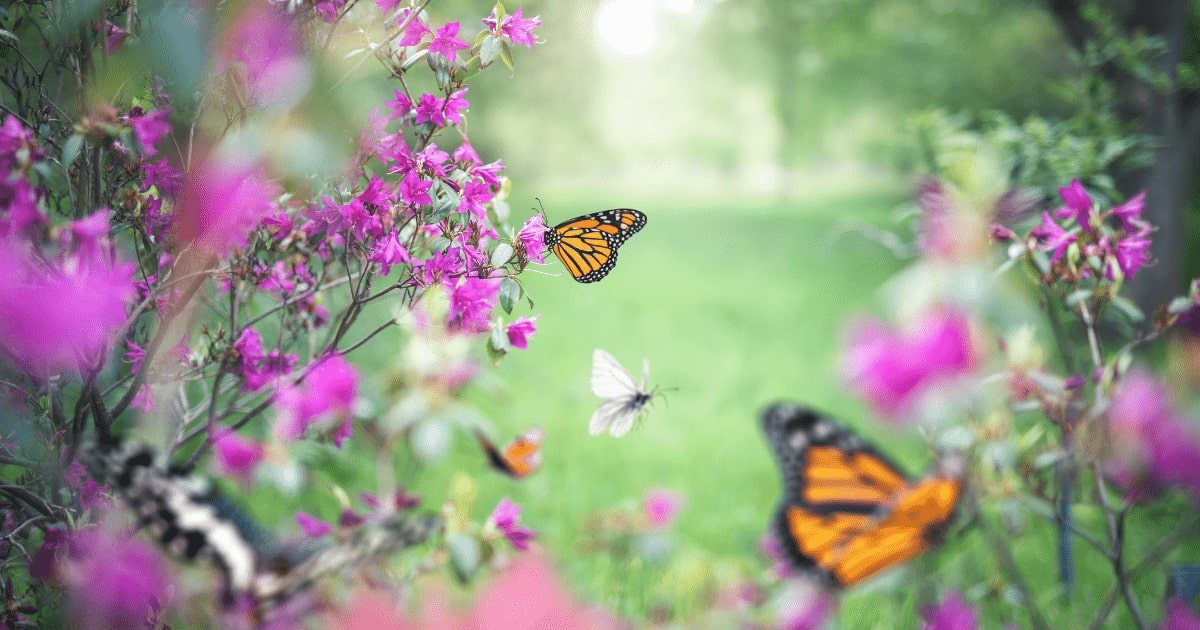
{"left": 534, "top": 197, "right": 549, "bottom": 224}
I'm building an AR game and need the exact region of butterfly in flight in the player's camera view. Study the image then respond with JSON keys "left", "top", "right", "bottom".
{"left": 590, "top": 348, "right": 659, "bottom": 437}
{"left": 474, "top": 426, "right": 545, "bottom": 479}
{"left": 761, "top": 403, "right": 964, "bottom": 588}
{"left": 543, "top": 209, "right": 646, "bottom": 283}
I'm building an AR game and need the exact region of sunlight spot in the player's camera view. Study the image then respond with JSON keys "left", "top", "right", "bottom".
{"left": 663, "top": 0, "right": 697, "bottom": 14}
{"left": 595, "top": 0, "right": 658, "bottom": 57}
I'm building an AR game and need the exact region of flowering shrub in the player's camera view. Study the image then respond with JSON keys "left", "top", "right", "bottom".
{"left": 0, "top": 1, "right": 555, "bottom": 627}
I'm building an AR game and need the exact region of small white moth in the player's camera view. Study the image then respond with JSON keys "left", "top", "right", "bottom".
{"left": 589, "top": 348, "right": 658, "bottom": 437}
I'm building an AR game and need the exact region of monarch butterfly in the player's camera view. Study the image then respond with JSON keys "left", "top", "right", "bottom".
{"left": 761, "top": 403, "right": 964, "bottom": 588}
{"left": 544, "top": 209, "right": 647, "bottom": 283}
{"left": 590, "top": 348, "right": 659, "bottom": 437}
{"left": 474, "top": 427, "right": 545, "bottom": 479}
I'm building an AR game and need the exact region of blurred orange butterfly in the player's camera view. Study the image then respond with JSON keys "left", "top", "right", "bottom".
{"left": 474, "top": 427, "right": 544, "bottom": 479}
{"left": 761, "top": 403, "right": 964, "bottom": 588}
{"left": 543, "top": 209, "right": 646, "bottom": 283}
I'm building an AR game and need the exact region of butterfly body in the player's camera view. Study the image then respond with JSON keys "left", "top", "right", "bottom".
{"left": 475, "top": 427, "right": 544, "bottom": 479}
{"left": 590, "top": 348, "right": 657, "bottom": 437}
{"left": 761, "top": 403, "right": 962, "bottom": 588}
{"left": 544, "top": 209, "right": 646, "bottom": 283}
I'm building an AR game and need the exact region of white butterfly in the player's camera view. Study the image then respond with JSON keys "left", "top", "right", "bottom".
{"left": 590, "top": 348, "right": 657, "bottom": 437}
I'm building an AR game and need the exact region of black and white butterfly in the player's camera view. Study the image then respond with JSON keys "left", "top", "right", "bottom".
{"left": 82, "top": 436, "right": 440, "bottom": 620}
{"left": 589, "top": 348, "right": 660, "bottom": 437}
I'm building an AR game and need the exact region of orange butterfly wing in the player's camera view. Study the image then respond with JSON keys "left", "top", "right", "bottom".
{"left": 762, "top": 403, "right": 963, "bottom": 588}
{"left": 475, "top": 428, "right": 544, "bottom": 479}
{"left": 544, "top": 209, "right": 646, "bottom": 283}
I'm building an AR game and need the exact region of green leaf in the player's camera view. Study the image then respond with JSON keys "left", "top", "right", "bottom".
{"left": 461, "top": 55, "right": 483, "bottom": 81}
{"left": 1109, "top": 295, "right": 1145, "bottom": 323}
{"left": 480, "top": 35, "right": 501, "bottom": 67}
{"left": 490, "top": 243, "right": 514, "bottom": 268}
{"left": 488, "top": 322, "right": 509, "bottom": 356}
{"left": 499, "top": 278, "right": 521, "bottom": 314}
{"left": 1168, "top": 296, "right": 1193, "bottom": 315}
{"left": 62, "top": 134, "right": 84, "bottom": 172}
{"left": 429, "top": 237, "right": 452, "bottom": 253}
{"left": 499, "top": 40, "right": 514, "bottom": 72}
{"left": 492, "top": 197, "right": 510, "bottom": 224}
{"left": 447, "top": 533, "right": 482, "bottom": 584}
{"left": 0, "top": 29, "right": 17, "bottom": 43}
{"left": 1064, "top": 289, "right": 1091, "bottom": 307}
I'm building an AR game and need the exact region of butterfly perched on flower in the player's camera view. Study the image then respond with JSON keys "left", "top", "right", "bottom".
{"left": 543, "top": 209, "right": 646, "bottom": 283}
{"left": 761, "top": 403, "right": 964, "bottom": 588}
{"left": 590, "top": 348, "right": 659, "bottom": 437}
{"left": 474, "top": 427, "right": 545, "bottom": 479}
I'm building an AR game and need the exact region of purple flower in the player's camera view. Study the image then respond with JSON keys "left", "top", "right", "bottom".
{"left": 273, "top": 353, "right": 359, "bottom": 447}
{"left": 129, "top": 108, "right": 171, "bottom": 157}
{"left": 490, "top": 498, "right": 536, "bottom": 551}
{"left": 176, "top": 159, "right": 278, "bottom": 255}
{"left": 0, "top": 176, "right": 46, "bottom": 237}
{"left": 369, "top": 231, "right": 414, "bottom": 275}
{"left": 1112, "top": 191, "right": 1147, "bottom": 233}
{"left": 103, "top": 21, "right": 131, "bottom": 54}
{"left": 1160, "top": 598, "right": 1200, "bottom": 630}
{"left": 64, "top": 460, "right": 108, "bottom": 511}
{"left": 1112, "top": 233, "right": 1152, "bottom": 280}
{"left": 484, "top": 7, "right": 542, "bottom": 49}
{"left": 516, "top": 214, "right": 548, "bottom": 263}
{"left": 63, "top": 530, "right": 174, "bottom": 629}
{"left": 1029, "top": 211, "right": 1076, "bottom": 263}
{"left": 759, "top": 533, "right": 795, "bottom": 579}
{"left": 315, "top": 0, "right": 343, "bottom": 23}
{"left": 444, "top": 89, "right": 469, "bottom": 125}
{"left": 842, "top": 310, "right": 978, "bottom": 422}
{"left": 506, "top": 316, "right": 539, "bottom": 350}
{"left": 778, "top": 584, "right": 834, "bottom": 630}
{"left": 212, "top": 428, "right": 264, "bottom": 484}
{"left": 458, "top": 180, "right": 493, "bottom": 220}
{"left": 140, "top": 157, "right": 183, "bottom": 196}
{"left": 397, "top": 9, "right": 431, "bottom": 46}
{"left": 429, "top": 21, "right": 469, "bottom": 61}
{"left": 0, "top": 234, "right": 136, "bottom": 377}
{"left": 217, "top": 6, "right": 312, "bottom": 106}
{"left": 398, "top": 169, "right": 433, "bottom": 207}
{"left": 29, "top": 527, "right": 68, "bottom": 581}
{"left": 989, "top": 223, "right": 1015, "bottom": 242}
{"left": 643, "top": 488, "right": 685, "bottom": 528}
{"left": 415, "top": 92, "right": 447, "bottom": 126}
{"left": 1055, "top": 179, "right": 1093, "bottom": 231}
{"left": 385, "top": 89, "right": 413, "bottom": 120}
{"left": 1107, "top": 370, "right": 1200, "bottom": 501}
{"left": 920, "top": 592, "right": 979, "bottom": 630}
{"left": 296, "top": 512, "right": 333, "bottom": 538}
{"left": 444, "top": 277, "right": 501, "bottom": 333}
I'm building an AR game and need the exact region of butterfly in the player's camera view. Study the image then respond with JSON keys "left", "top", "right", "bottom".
{"left": 590, "top": 348, "right": 659, "bottom": 437}
{"left": 543, "top": 209, "right": 647, "bottom": 283}
{"left": 761, "top": 402, "right": 964, "bottom": 588}
{"left": 474, "top": 426, "right": 545, "bottom": 479}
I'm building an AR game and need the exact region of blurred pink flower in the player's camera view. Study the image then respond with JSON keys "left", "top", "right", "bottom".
{"left": 643, "top": 488, "right": 685, "bottom": 528}
{"left": 129, "top": 108, "right": 171, "bottom": 156}
{"left": 1106, "top": 370, "right": 1200, "bottom": 502}
{"left": 1054, "top": 178, "right": 1093, "bottom": 231}
{"left": 0, "top": 233, "right": 136, "bottom": 377}
{"left": 506, "top": 316, "right": 538, "bottom": 350}
{"left": 429, "top": 22, "right": 469, "bottom": 61}
{"left": 1159, "top": 598, "right": 1200, "bottom": 630}
{"left": 1112, "top": 191, "right": 1147, "bottom": 233}
{"left": 920, "top": 591, "right": 978, "bottom": 630}
{"left": 1113, "top": 233, "right": 1152, "bottom": 280}
{"left": 212, "top": 428, "right": 264, "bottom": 484}
{"left": 397, "top": 9, "right": 431, "bottom": 46}
{"left": 62, "top": 529, "right": 174, "bottom": 629}
{"left": 103, "top": 21, "right": 130, "bottom": 54}
{"left": 777, "top": 583, "right": 834, "bottom": 630}
{"left": 217, "top": 5, "right": 312, "bottom": 106}
{"left": 175, "top": 159, "right": 278, "bottom": 256}
{"left": 332, "top": 555, "right": 620, "bottom": 629}
{"left": 842, "top": 309, "right": 978, "bottom": 422}
{"left": 273, "top": 353, "right": 359, "bottom": 447}
{"left": 29, "top": 527, "right": 68, "bottom": 581}
{"left": 444, "top": 277, "right": 501, "bottom": 333}
{"left": 64, "top": 460, "right": 108, "bottom": 511}
{"left": 490, "top": 497, "right": 536, "bottom": 551}
{"left": 1030, "top": 211, "right": 1076, "bottom": 263}
{"left": 296, "top": 512, "right": 334, "bottom": 539}
{"left": 483, "top": 7, "right": 542, "bottom": 49}
{"left": 759, "top": 533, "right": 795, "bottom": 579}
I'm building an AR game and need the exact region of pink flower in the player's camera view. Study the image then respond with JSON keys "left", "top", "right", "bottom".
{"left": 140, "top": 157, "right": 183, "bottom": 196}
{"left": 1112, "top": 191, "right": 1147, "bottom": 233}
{"left": 1054, "top": 178, "right": 1093, "bottom": 231}
{"left": 643, "top": 488, "right": 685, "bottom": 528}
{"left": 429, "top": 22, "right": 469, "bottom": 61}
{"left": 369, "top": 231, "right": 415, "bottom": 275}
{"left": 1113, "top": 232, "right": 1152, "bottom": 279}
{"left": 444, "top": 277, "right": 501, "bottom": 333}
{"left": 506, "top": 316, "right": 539, "bottom": 350}
{"left": 759, "top": 534, "right": 794, "bottom": 579}
{"left": 1160, "top": 598, "right": 1200, "bottom": 630}
{"left": 29, "top": 527, "right": 68, "bottom": 581}
{"left": 216, "top": 5, "right": 312, "bottom": 106}
{"left": 842, "top": 310, "right": 977, "bottom": 422}
{"left": 777, "top": 583, "right": 834, "bottom": 630}
{"left": 989, "top": 223, "right": 1015, "bottom": 242}
{"left": 397, "top": 9, "right": 431, "bottom": 46}
{"left": 920, "top": 592, "right": 979, "bottom": 630}
{"left": 398, "top": 169, "right": 433, "bottom": 207}
{"left": 64, "top": 460, "right": 108, "bottom": 511}
{"left": 129, "top": 108, "right": 171, "bottom": 156}
{"left": 484, "top": 7, "right": 542, "bottom": 49}
{"left": 385, "top": 89, "right": 413, "bottom": 120}
{"left": 296, "top": 511, "right": 334, "bottom": 538}
{"left": 0, "top": 235, "right": 136, "bottom": 377}
{"left": 103, "top": 21, "right": 130, "bottom": 54}
{"left": 1106, "top": 370, "right": 1200, "bottom": 501}
{"left": 273, "top": 353, "right": 359, "bottom": 447}
{"left": 1029, "top": 211, "right": 1076, "bottom": 263}
{"left": 175, "top": 159, "right": 278, "bottom": 255}
{"left": 62, "top": 530, "right": 174, "bottom": 629}
{"left": 516, "top": 214, "right": 547, "bottom": 263}
{"left": 212, "top": 428, "right": 265, "bottom": 484}
{"left": 490, "top": 498, "right": 536, "bottom": 551}
{"left": 458, "top": 180, "right": 493, "bottom": 220}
